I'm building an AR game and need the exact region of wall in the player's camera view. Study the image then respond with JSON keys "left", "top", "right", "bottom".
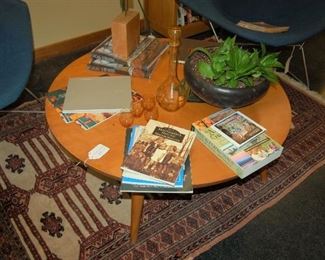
{"left": 24, "top": 0, "right": 143, "bottom": 49}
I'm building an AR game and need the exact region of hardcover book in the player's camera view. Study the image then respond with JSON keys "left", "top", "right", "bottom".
{"left": 48, "top": 88, "right": 142, "bottom": 130}
{"left": 120, "top": 126, "right": 193, "bottom": 193}
{"left": 62, "top": 76, "right": 132, "bottom": 114}
{"left": 121, "top": 120, "right": 196, "bottom": 186}
{"left": 192, "top": 109, "right": 283, "bottom": 179}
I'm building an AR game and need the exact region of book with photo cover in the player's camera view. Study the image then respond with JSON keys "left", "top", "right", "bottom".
{"left": 62, "top": 76, "right": 132, "bottom": 114}
{"left": 192, "top": 109, "right": 283, "bottom": 179}
{"left": 122, "top": 125, "right": 184, "bottom": 188}
{"left": 211, "top": 110, "right": 266, "bottom": 147}
{"left": 121, "top": 120, "right": 196, "bottom": 186}
{"left": 120, "top": 126, "right": 193, "bottom": 193}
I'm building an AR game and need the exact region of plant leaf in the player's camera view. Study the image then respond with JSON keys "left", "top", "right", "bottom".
{"left": 197, "top": 61, "right": 215, "bottom": 79}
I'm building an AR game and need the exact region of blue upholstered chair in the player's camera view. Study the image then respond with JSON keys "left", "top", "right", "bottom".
{"left": 179, "top": 0, "right": 325, "bottom": 47}
{"left": 179, "top": 0, "right": 325, "bottom": 88}
{"left": 0, "top": 0, "right": 34, "bottom": 109}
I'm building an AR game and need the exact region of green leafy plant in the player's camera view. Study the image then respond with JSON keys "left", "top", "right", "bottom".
{"left": 193, "top": 36, "right": 283, "bottom": 88}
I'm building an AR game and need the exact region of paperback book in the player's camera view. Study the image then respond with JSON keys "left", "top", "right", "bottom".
{"left": 192, "top": 109, "right": 283, "bottom": 179}
{"left": 121, "top": 120, "right": 196, "bottom": 186}
{"left": 120, "top": 126, "right": 193, "bottom": 193}
{"left": 211, "top": 110, "right": 266, "bottom": 147}
{"left": 123, "top": 125, "right": 184, "bottom": 188}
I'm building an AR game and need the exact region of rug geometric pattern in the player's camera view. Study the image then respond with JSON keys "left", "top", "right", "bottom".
{"left": 0, "top": 83, "right": 324, "bottom": 259}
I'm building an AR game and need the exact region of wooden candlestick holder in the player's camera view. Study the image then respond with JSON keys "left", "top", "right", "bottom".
{"left": 111, "top": 10, "right": 140, "bottom": 59}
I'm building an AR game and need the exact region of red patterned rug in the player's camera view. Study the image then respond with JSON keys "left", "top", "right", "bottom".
{"left": 0, "top": 83, "right": 324, "bottom": 259}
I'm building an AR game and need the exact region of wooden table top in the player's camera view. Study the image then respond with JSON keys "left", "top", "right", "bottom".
{"left": 45, "top": 52, "right": 292, "bottom": 188}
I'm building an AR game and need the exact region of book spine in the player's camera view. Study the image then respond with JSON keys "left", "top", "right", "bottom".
{"left": 193, "top": 128, "right": 243, "bottom": 175}
{"left": 131, "top": 39, "right": 168, "bottom": 71}
{"left": 87, "top": 63, "right": 130, "bottom": 75}
{"left": 91, "top": 53, "right": 128, "bottom": 66}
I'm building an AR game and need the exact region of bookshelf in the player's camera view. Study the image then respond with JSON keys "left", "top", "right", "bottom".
{"left": 144, "top": 0, "right": 210, "bottom": 37}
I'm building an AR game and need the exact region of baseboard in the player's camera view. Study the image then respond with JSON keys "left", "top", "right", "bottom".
{"left": 34, "top": 20, "right": 147, "bottom": 63}
{"left": 34, "top": 29, "right": 111, "bottom": 63}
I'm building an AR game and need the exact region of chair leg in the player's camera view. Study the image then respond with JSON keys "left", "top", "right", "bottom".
{"left": 208, "top": 20, "right": 222, "bottom": 43}
{"left": 24, "top": 87, "right": 42, "bottom": 103}
{"left": 299, "top": 43, "right": 310, "bottom": 89}
{"left": 0, "top": 87, "right": 44, "bottom": 113}
{"left": 284, "top": 43, "right": 310, "bottom": 89}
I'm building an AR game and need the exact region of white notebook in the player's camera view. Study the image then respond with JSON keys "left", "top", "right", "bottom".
{"left": 62, "top": 76, "right": 132, "bottom": 113}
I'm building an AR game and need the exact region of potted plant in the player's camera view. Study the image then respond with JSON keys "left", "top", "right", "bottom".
{"left": 184, "top": 36, "right": 283, "bottom": 108}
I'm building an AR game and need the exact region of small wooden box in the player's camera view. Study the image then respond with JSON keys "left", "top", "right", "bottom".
{"left": 111, "top": 10, "right": 140, "bottom": 59}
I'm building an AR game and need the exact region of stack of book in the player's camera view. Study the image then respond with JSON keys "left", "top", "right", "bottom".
{"left": 120, "top": 120, "right": 196, "bottom": 193}
{"left": 88, "top": 35, "right": 169, "bottom": 79}
{"left": 192, "top": 108, "right": 284, "bottom": 179}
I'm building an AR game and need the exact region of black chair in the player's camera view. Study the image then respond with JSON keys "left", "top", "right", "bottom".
{"left": 179, "top": 0, "right": 325, "bottom": 87}
{"left": 0, "top": 0, "right": 34, "bottom": 109}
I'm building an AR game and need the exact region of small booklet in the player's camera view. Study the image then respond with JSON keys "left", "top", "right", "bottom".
{"left": 62, "top": 76, "right": 132, "bottom": 114}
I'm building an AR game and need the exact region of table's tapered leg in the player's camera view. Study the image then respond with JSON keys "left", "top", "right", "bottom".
{"left": 260, "top": 169, "right": 268, "bottom": 184}
{"left": 130, "top": 193, "right": 145, "bottom": 244}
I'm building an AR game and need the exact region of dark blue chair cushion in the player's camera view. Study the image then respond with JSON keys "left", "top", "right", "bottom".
{"left": 0, "top": 0, "right": 33, "bottom": 109}
{"left": 180, "top": 0, "right": 325, "bottom": 46}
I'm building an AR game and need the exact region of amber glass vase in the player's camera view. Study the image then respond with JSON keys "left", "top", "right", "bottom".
{"left": 156, "top": 27, "right": 189, "bottom": 112}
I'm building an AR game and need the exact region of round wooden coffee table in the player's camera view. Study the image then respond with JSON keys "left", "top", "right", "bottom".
{"left": 45, "top": 52, "right": 291, "bottom": 243}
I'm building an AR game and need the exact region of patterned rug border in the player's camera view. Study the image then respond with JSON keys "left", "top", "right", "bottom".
{"left": 188, "top": 161, "right": 324, "bottom": 259}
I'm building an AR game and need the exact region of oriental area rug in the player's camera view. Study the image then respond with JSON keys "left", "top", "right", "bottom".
{"left": 0, "top": 83, "right": 324, "bottom": 259}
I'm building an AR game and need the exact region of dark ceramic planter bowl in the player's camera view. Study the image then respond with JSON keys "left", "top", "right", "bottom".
{"left": 184, "top": 51, "right": 270, "bottom": 108}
